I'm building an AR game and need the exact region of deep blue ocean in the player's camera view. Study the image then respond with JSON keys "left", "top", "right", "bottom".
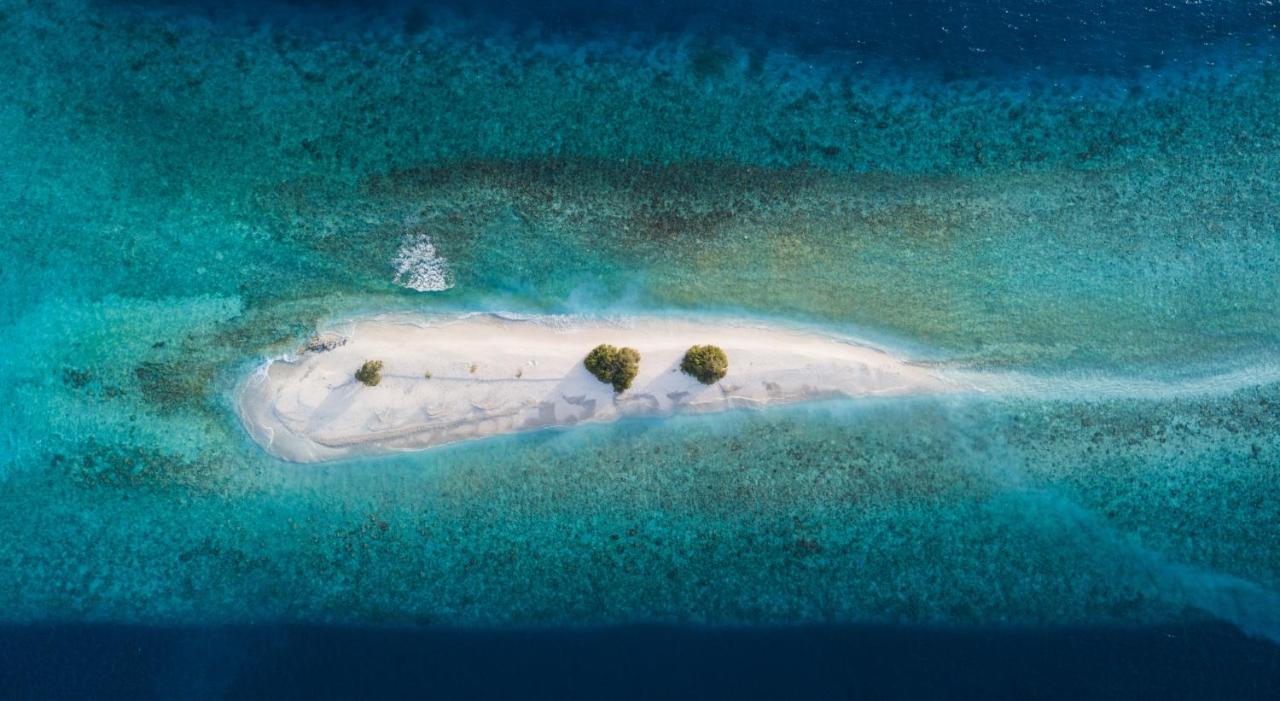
{"left": 2, "top": 0, "right": 1279, "bottom": 697}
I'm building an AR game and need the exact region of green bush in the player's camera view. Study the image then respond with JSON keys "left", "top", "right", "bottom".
{"left": 681, "top": 345, "right": 728, "bottom": 384}
{"left": 583, "top": 344, "right": 641, "bottom": 393}
{"left": 354, "top": 360, "right": 384, "bottom": 387}
{"left": 613, "top": 347, "right": 640, "bottom": 392}
{"left": 584, "top": 344, "right": 614, "bottom": 381}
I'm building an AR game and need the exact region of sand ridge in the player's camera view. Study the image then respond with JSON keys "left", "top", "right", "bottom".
{"left": 237, "top": 313, "right": 958, "bottom": 462}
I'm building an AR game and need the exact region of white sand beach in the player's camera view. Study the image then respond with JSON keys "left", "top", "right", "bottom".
{"left": 237, "top": 314, "right": 958, "bottom": 462}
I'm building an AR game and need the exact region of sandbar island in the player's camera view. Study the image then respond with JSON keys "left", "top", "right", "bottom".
{"left": 237, "top": 314, "right": 957, "bottom": 462}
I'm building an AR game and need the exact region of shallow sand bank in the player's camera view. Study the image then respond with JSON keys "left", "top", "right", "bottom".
{"left": 237, "top": 314, "right": 958, "bottom": 462}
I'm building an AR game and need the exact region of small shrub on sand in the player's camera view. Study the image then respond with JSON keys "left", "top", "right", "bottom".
{"left": 681, "top": 345, "right": 728, "bottom": 384}
{"left": 355, "top": 360, "right": 383, "bottom": 387}
{"left": 613, "top": 348, "right": 640, "bottom": 391}
{"left": 584, "top": 344, "right": 641, "bottom": 393}
{"left": 583, "top": 344, "right": 615, "bottom": 381}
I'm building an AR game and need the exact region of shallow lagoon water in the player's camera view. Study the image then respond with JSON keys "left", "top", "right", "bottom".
{"left": 1, "top": 0, "right": 1279, "bottom": 694}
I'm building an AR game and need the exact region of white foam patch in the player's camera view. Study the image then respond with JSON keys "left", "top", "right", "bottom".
{"left": 391, "top": 234, "right": 454, "bottom": 292}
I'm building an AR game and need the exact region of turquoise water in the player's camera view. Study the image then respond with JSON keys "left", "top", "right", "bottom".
{"left": 1, "top": 0, "right": 1278, "bottom": 643}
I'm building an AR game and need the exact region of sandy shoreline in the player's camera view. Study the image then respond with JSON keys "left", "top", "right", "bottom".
{"left": 237, "top": 314, "right": 958, "bottom": 462}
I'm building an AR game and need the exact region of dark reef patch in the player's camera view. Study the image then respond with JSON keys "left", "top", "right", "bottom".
{"left": 134, "top": 360, "right": 215, "bottom": 411}
{"left": 60, "top": 439, "right": 224, "bottom": 494}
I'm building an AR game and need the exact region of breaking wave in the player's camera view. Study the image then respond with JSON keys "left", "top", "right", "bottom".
{"left": 392, "top": 234, "right": 454, "bottom": 292}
